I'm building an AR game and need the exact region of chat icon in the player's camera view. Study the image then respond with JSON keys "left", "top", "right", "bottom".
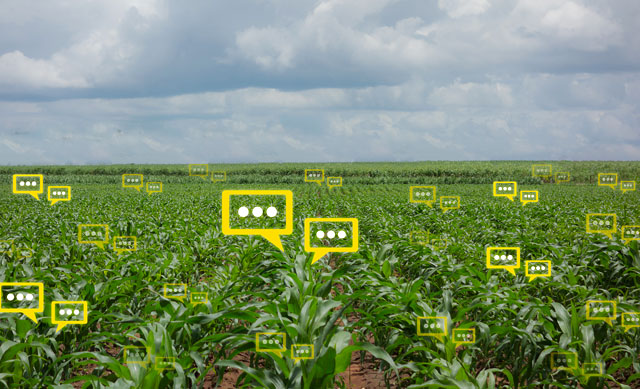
{"left": 256, "top": 332, "right": 286, "bottom": 357}
{"left": 0, "top": 240, "right": 14, "bottom": 257}
{"left": 155, "top": 356, "right": 176, "bottom": 371}
{"left": 146, "top": 182, "right": 162, "bottom": 195}
{"left": 0, "top": 282, "right": 44, "bottom": 323}
{"left": 621, "top": 226, "right": 640, "bottom": 245}
{"left": 12, "top": 174, "right": 44, "bottom": 200}
{"left": 410, "top": 186, "right": 436, "bottom": 207}
{"left": 430, "top": 238, "right": 448, "bottom": 250}
{"left": 78, "top": 224, "right": 109, "bottom": 249}
{"left": 47, "top": 186, "right": 71, "bottom": 206}
{"left": 163, "top": 283, "right": 187, "bottom": 302}
{"left": 122, "top": 174, "right": 144, "bottom": 191}
{"left": 492, "top": 181, "right": 517, "bottom": 201}
{"left": 326, "top": 177, "right": 342, "bottom": 189}
{"left": 305, "top": 169, "right": 324, "bottom": 185}
{"left": 211, "top": 171, "right": 227, "bottom": 183}
{"left": 304, "top": 218, "right": 358, "bottom": 264}
{"left": 124, "top": 346, "right": 151, "bottom": 366}
{"left": 189, "top": 164, "right": 209, "bottom": 179}
{"left": 598, "top": 173, "right": 618, "bottom": 190}
{"left": 291, "top": 344, "right": 314, "bottom": 364}
{"left": 582, "top": 362, "right": 603, "bottom": 377}
{"left": 410, "top": 230, "right": 430, "bottom": 246}
{"left": 586, "top": 300, "right": 617, "bottom": 326}
{"left": 222, "top": 190, "right": 293, "bottom": 251}
{"left": 525, "top": 260, "right": 551, "bottom": 282}
{"left": 439, "top": 196, "right": 460, "bottom": 212}
{"left": 113, "top": 236, "right": 137, "bottom": 255}
{"left": 555, "top": 172, "right": 570, "bottom": 183}
{"left": 16, "top": 248, "right": 34, "bottom": 260}
{"left": 190, "top": 292, "right": 208, "bottom": 305}
{"left": 51, "top": 300, "right": 88, "bottom": 332}
{"left": 417, "top": 316, "right": 447, "bottom": 342}
{"left": 532, "top": 164, "right": 552, "bottom": 178}
{"left": 620, "top": 181, "right": 636, "bottom": 194}
{"left": 452, "top": 328, "right": 475, "bottom": 347}
{"left": 586, "top": 213, "right": 616, "bottom": 239}
{"left": 520, "top": 190, "right": 539, "bottom": 206}
{"left": 551, "top": 352, "right": 578, "bottom": 371}
{"left": 621, "top": 312, "right": 640, "bottom": 332}
{"left": 486, "top": 247, "right": 520, "bottom": 276}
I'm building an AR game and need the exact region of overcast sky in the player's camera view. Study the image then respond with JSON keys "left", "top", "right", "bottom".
{"left": 0, "top": 0, "right": 639, "bottom": 164}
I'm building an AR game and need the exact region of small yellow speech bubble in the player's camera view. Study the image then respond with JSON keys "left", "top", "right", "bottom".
{"left": 113, "top": 236, "right": 137, "bottom": 255}
{"left": 222, "top": 190, "right": 293, "bottom": 251}
{"left": 550, "top": 352, "right": 578, "bottom": 371}
{"left": 586, "top": 300, "right": 617, "bottom": 326}
{"left": 439, "top": 196, "right": 460, "bottom": 212}
{"left": 304, "top": 218, "right": 359, "bottom": 264}
{"left": 163, "top": 283, "right": 187, "bottom": 302}
{"left": 291, "top": 344, "right": 314, "bottom": 364}
{"left": 597, "top": 173, "right": 618, "bottom": 190}
{"left": 122, "top": 174, "right": 144, "bottom": 192}
{"left": 189, "top": 164, "right": 209, "bottom": 180}
{"left": 0, "top": 282, "right": 44, "bottom": 323}
{"left": 621, "top": 225, "right": 640, "bottom": 245}
{"left": 51, "top": 300, "right": 88, "bottom": 332}
{"left": 190, "top": 291, "right": 208, "bottom": 304}
{"left": 620, "top": 181, "right": 636, "bottom": 194}
{"left": 492, "top": 181, "right": 517, "bottom": 201}
{"left": 524, "top": 260, "right": 551, "bottom": 282}
{"left": 305, "top": 169, "right": 324, "bottom": 185}
{"left": 326, "top": 177, "right": 342, "bottom": 189}
{"left": 555, "top": 172, "right": 570, "bottom": 183}
{"left": 155, "top": 356, "right": 176, "bottom": 371}
{"left": 146, "top": 182, "right": 162, "bottom": 195}
{"left": 452, "top": 328, "right": 475, "bottom": 347}
{"left": 621, "top": 312, "right": 640, "bottom": 332}
{"left": 16, "top": 248, "right": 33, "bottom": 259}
{"left": 256, "top": 332, "right": 286, "bottom": 357}
{"left": 586, "top": 213, "right": 616, "bottom": 239}
{"left": 486, "top": 247, "right": 521, "bottom": 276}
{"left": 211, "top": 171, "right": 227, "bottom": 183}
{"left": 417, "top": 316, "right": 447, "bottom": 342}
{"left": 47, "top": 186, "right": 71, "bottom": 206}
{"left": 0, "top": 240, "right": 14, "bottom": 257}
{"left": 78, "top": 224, "right": 109, "bottom": 249}
{"left": 532, "top": 164, "right": 552, "bottom": 179}
{"left": 430, "top": 238, "right": 448, "bottom": 250}
{"left": 124, "top": 346, "right": 151, "bottom": 366}
{"left": 410, "top": 186, "right": 436, "bottom": 207}
{"left": 410, "top": 230, "right": 430, "bottom": 246}
{"left": 582, "top": 362, "right": 603, "bottom": 377}
{"left": 520, "top": 190, "right": 539, "bottom": 206}
{"left": 12, "top": 174, "right": 44, "bottom": 200}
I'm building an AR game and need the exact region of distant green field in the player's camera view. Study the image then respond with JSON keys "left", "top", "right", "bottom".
{"left": 0, "top": 162, "right": 639, "bottom": 388}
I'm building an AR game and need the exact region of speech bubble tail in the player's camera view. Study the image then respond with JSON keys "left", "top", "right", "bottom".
{"left": 29, "top": 193, "right": 40, "bottom": 200}
{"left": 623, "top": 326, "right": 631, "bottom": 332}
{"left": 605, "top": 319, "right": 614, "bottom": 326}
{"left": 293, "top": 358, "right": 300, "bottom": 364}
{"left": 507, "top": 268, "right": 516, "bottom": 276}
{"left": 311, "top": 250, "right": 329, "bottom": 264}
{"left": 435, "top": 335, "right": 444, "bottom": 342}
{"left": 274, "top": 352, "right": 282, "bottom": 358}
{"left": 507, "top": 196, "right": 515, "bottom": 201}
{"left": 522, "top": 202, "right": 528, "bottom": 206}
{"left": 441, "top": 209, "right": 448, "bottom": 213}
{"left": 605, "top": 233, "right": 613, "bottom": 239}
{"left": 527, "top": 276, "right": 536, "bottom": 282}
{"left": 50, "top": 200, "right": 59, "bottom": 206}
{"left": 135, "top": 187, "right": 142, "bottom": 192}
{"left": 95, "top": 243, "right": 105, "bottom": 249}
{"left": 55, "top": 323, "right": 67, "bottom": 333}
{"left": 263, "top": 234, "right": 284, "bottom": 251}
{"left": 425, "top": 201, "right": 434, "bottom": 208}
{"left": 24, "top": 312, "right": 38, "bottom": 323}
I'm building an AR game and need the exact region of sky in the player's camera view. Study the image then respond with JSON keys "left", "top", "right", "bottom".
{"left": 0, "top": 0, "right": 639, "bottom": 164}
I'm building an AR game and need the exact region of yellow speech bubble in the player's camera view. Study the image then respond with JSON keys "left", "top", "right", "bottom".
{"left": 122, "top": 174, "right": 144, "bottom": 192}
{"left": 582, "top": 362, "right": 603, "bottom": 377}
{"left": 146, "top": 182, "right": 162, "bottom": 195}
{"left": 430, "top": 238, "right": 448, "bottom": 250}
{"left": 326, "top": 177, "right": 342, "bottom": 189}
{"left": 189, "top": 164, "right": 209, "bottom": 179}
{"left": 155, "top": 356, "right": 176, "bottom": 371}
{"left": 222, "top": 190, "right": 293, "bottom": 251}
{"left": 550, "top": 352, "right": 578, "bottom": 371}
{"left": 291, "top": 344, "right": 314, "bottom": 364}
{"left": 532, "top": 164, "right": 552, "bottom": 178}
{"left": 78, "top": 224, "right": 109, "bottom": 249}
{"left": 211, "top": 171, "right": 227, "bottom": 183}
{"left": 12, "top": 174, "right": 44, "bottom": 200}
{"left": 586, "top": 300, "right": 617, "bottom": 326}
{"left": 0, "top": 240, "right": 14, "bottom": 257}
{"left": 190, "top": 292, "right": 208, "bottom": 304}
{"left": 622, "top": 312, "right": 640, "bottom": 332}
{"left": 555, "top": 172, "right": 570, "bottom": 183}
{"left": 452, "top": 328, "right": 475, "bottom": 347}
{"left": 492, "top": 181, "right": 517, "bottom": 201}
{"left": 586, "top": 213, "right": 616, "bottom": 239}
{"left": 124, "top": 346, "right": 151, "bottom": 366}
{"left": 410, "top": 186, "right": 436, "bottom": 207}
{"left": 47, "top": 186, "right": 71, "bottom": 206}
{"left": 520, "top": 190, "right": 539, "bottom": 206}
{"left": 304, "top": 218, "right": 359, "bottom": 264}
{"left": 524, "top": 260, "right": 551, "bottom": 282}
{"left": 0, "top": 282, "right": 44, "bottom": 323}
{"left": 51, "top": 300, "right": 88, "bottom": 332}
{"left": 113, "top": 236, "right": 137, "bottom": 255}
{"left": 16, "top": 248, "right": 33, "bottom": 259}
{"left": 597, "top": 173, "right": 618, "bottom": 190}
{"left": 410, "top": 230, "right": 430, "bottom": 246}
{"left": 621, "top": 225, "right": 640, "bottom": 245}
{"left": 256, "top": 332, "right": 286, "bottom": 357}
{"left": 163, "top": 283, "right": 187, "bottom": 302}
{"left": 305, "top": 169, "right": 324, "bottom": 185}
{"left": 439, "top": 196, "right": 460, "bottom": 212}
{"left": 486, "top": 247, "right": 521, "bottom": 276}
{"left": 417, "top": 316, "right": 447, "bottom": 342}
{"left": 620, "top": 181, "right": 636, "bottom": 194}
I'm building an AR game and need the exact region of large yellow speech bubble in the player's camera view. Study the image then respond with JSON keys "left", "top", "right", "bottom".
{"left": 430, "top": 238, "right": 448, "bottom": 250}
{"left": 12, "top": 174, "right": 44, "bottom": 200}
{"left": 189, "top": 164, "right": 209, "bottom": 179}
{"left": 524, "top": 260, "right": 551, "bottom": 282}
{"left": 124, "top": 346, "right": 151, "bottom": 366}
{"left": 326, "top": 177, "right": 342, "bottom": 189}
{"left": 51, "top": 300, "right": 88, "bottom": 332}
{"left": 550, "top": 352, "right": 578, "bottom": 371}
{"left": 597, "top": 173, "right": 618, "bottom": 190}
{"left": 410, "top": 230, "right": 430, "bottom": 246}
{"left": 291, "top": 344, "right": 314, "bottom": 364}
{"left": 486, "top": 247, "right": 521, "bottom": 276}
{"left": 532, "top": 164, "right": 552, "bottom": 179}
{"left": 155, "top": 356, "right": 176, "bottom": 371}
{"left": 520, "top": 190, "right": 539, "bottom": 206}
{"left": 304, "top": 218, "right": 359, "bottom": 264}
{"left": 0, "top": 282, "right": 44, "bottom": 323}
{"left": 582, "top": 362, "right": 603, "bottom": 377}
{"left": 47, "top": 186, "right": 71, "bottom": 206}
{"left": 622, "top": 312, "right": 640, "bottom": 332}
{"left": 146, "top": 182, "right": 162, "bottom": 195}
{"left": 211, "top": 171, "right": 227, "bottom": 183}
{"left": 163, "top": 283, "right": 187, "bottom": 302}
{"left": 586, "top": 300, "right": 616, "bottom": 326}
{"left": 190, "top": 292, "right": 208, "bottom": 305}
{"left": 113, "top": 236, "right": 137, "bottom": 255}
{"left": 452, "top": 328, "right": 475, "bottom": 347}
{"left": 620, "top": 181, "right": 636, "bottom": 194}
{"left": 555, "top": 172, "right": 570, "bottom": 183}
{"left": 122, "top": 174, "right": 144, "bottom": 191}
{"left": 256, "top": 332, "right": 286, "bottom": 357}
{"left": 305, "top": 169, "right": 324, "bottom": 185}
{"left": 586, "top": 213, "right": 616, "bottom": 239}
{"left": 78, "top": 224, "right": 109, "bottom": 249}
{"left": 439, "top": 196, "right": 460, "bottom": 212}
{"left": 410, "top": 186, "right": 436, "bottom": 207}
{"left": 492, "top": 181, "right": 517, "bottom": 201}
{"left": 417, "top": 316, "right": 447, "bottom": 342}
{"left": 222, "top": 190, "right": 293, "bottom": 251}
{"left": 621, "top": 225, "right": 640, "bottom": 245}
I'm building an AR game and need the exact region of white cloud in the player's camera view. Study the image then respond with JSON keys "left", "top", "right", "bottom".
{"left": 438, "top": 0, "right": 490, "bottom": 18}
